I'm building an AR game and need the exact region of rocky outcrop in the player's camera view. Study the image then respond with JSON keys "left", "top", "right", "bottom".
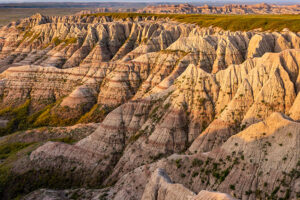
{"left": 77, "top": 7, "right": 138, "bottom": 15}
{"left": 189, "top": 49, "right": 300, "bottom": 153}
{"left": 67, "top": 3, "right": 300, "bottom": 15}
{"left": 141, "top": 168, "right": 195, "bottom": 200}
{"left": 141, "top": 168, "right": 236, "bottom": 200}
{"left": 0, "top": 14, "right": 299, "bottom": 111}
{"left": 105, "top": 112, "right": 300, "bottom": 200}
{"left": 20, "top": 49, "right": 300, "bottom": 200}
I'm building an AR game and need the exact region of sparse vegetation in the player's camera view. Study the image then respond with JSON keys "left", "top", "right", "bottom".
{"left": 192, "top": 158, "right": 203, "bottom": 167}
{"left": 64, "top": 37, "right": 77, "bottom": 45}
{"left": 160, "top": 49, "right": 188, "bottom": 55}
{"left": 128, "top": 130, "right": 144, "bottom": 143}
{"left": 78, "top": 104, "right": 112, "bottom": 124}
{"left": 99, "top": 192, "right": 108, "bottom": 200}
{"left": 52, "top": 37, "right": 62, "bottom": 46}
{"left": 175, "top": 159, "right": 182, "bottom": 169}
{"left": 52, "top": 37, "right": 77, "bottom": 47}
{"left": 0, "top": 98, "right": 94, "bottom": 136}
{"left": 50, "top": 137, "right": 77, "bottom": 144}
{"left": 192, "top": 172, "right": 199, "bottom": 177}
{"left": 149, "top": 153, "right": 164, "bottom": 162}
{"left": 0, "top": 142, "right": 32, "bottom": 160}
{"left": 33, "top": 103, "right": 81, "bottom": 127}
{"left": 0, "top": 100, "right": 31, "bottom": 136}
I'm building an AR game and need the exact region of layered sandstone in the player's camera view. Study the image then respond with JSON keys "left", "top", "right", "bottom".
{"left": 23, "top": 49, "right": 300, "bottom": 200}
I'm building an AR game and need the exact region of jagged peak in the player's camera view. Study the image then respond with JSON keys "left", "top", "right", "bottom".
{"left": 31, "top": 13, "right": 44, "bottom": 19}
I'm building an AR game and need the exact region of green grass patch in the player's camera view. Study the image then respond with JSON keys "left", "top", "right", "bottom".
{"left": 32, "top": 99, "right": 79, "bottom": 127}
{"left": 23, "top": 31, "right": 33, "bottom": 38}
{"left": 82, "top": 13, "right": 300, "bottom": 32}
{"left": 77, "top": 104, "right": 112, "bottom": 123}
{"left": 64, "top": 37, "right": 77, "bottom": 46}
{"left": 0, "top": 142, "right": 36, "bottom": 196}
{"left": 29, "top": 33, "right": 40, "bottom": 43}
{"left": 0, "top": 100, "right": 31, "bottom": 136}
{"left": 0, "top": 97, "right": 101, "bottom": 137}
{"left": 52, "top": 37, "right": 77, "bottom": 47}
{"left": 128, "top": 130, "right": 145, "bottom": 143}
{"left": 160, "top": 49, "right": 188, "bottom": 55}
{"left": 0, "top": 98, "right": 73, "bottom": 136}
{"left": 0, "top": 166, "right": 11, "bottom": 194}
{"left": 33, "top": 107, "right": 76, "bottom": 127}
{"left": 50, "top": 137, "right": 77, "bottom": 144}
{"left": 32, "top": 106, "right": 54, "bottom": 126}
{"left": 18, "top": 31, "right": 33, "bottom": 45}
{"left": 0, "top": 142, "right": 32, "bottom": 160}
{"left": 52, "top": 37, "right": 62, "bottom": 46}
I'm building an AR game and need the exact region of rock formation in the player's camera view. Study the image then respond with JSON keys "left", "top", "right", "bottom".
{"left": 0, "top": 12, "right": 299, "bottom": 200}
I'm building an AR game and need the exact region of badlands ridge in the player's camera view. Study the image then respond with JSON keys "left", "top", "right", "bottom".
{"left": 78, "top": 3, "right": 300, "bottom": 15}
{"left": 0, "top": 12, "right": 299, "bottom": 200}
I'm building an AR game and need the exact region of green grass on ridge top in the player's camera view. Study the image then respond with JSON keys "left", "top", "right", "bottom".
{"left": 83, "top": 13, "right": 300, "bottom": 32}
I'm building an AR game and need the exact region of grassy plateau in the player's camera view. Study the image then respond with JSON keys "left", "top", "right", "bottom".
{"left": 83, "top": 13, "right": 300, "bottom": 32}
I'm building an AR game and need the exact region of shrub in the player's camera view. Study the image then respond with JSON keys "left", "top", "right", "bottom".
{"left": 175, "top": 159, "right": 182, "bottom": 168}
{"left": 192, "top": 158, "right": 203, "bottom": 167}
{"left": 230, "top": 184, "right": 235, "bottom": 190}
{"left": 219, "top": 168, "right": 230, "bottom": 182}
{"left": 149, "top": 153, "right": 164, "bottom": 162}
{"left": 192, "top": 172, "right": 199, "bottom": 177}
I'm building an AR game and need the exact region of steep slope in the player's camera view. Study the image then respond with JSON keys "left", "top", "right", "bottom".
{"left": 104, "top": 112, "right": 300, "bottom": 200}
{"left": 15, "top": 49, "right": 300, "bottom": 200}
